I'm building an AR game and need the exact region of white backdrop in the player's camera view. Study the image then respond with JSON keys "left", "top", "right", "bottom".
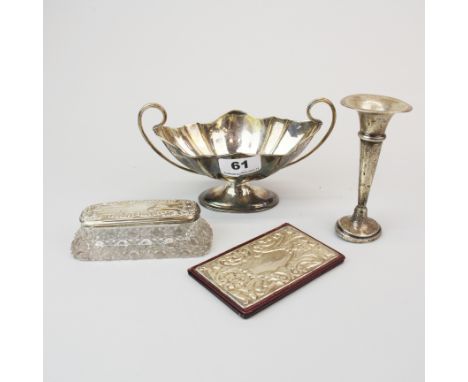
{"left": 44, "top": 1, "right": 424, "bottom": 381}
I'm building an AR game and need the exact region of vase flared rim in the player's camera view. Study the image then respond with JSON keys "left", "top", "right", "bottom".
{"left": 341, "top": 94, "right": 412, "bottom": 114}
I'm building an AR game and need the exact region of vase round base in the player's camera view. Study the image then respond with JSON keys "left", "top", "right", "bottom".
{"left": 199, "top": 182, "right": 279, "bottom": 213}
{"left": 335, "top": 215, "right": 382, "bottom": 243}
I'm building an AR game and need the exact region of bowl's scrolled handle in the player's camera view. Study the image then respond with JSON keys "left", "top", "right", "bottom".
{"left": 137, "top": 103, "right": 196, "bottom": 173}
{"left": 286, "top": 98, "right": 336, "bottom": 167}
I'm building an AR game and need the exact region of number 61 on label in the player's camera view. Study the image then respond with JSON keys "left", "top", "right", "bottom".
{"left": 218, "top": 156, "right": 261, "bottom": 177}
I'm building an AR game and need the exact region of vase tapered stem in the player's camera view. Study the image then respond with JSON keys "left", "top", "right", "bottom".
{"left": 336, "top": 94, "right": 412, "bottom": 243}
{"left": 356, "top": 112, "right": 392, "bottom": 207}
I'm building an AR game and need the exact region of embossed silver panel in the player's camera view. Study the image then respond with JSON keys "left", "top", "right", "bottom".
{"left": 80, "top": 200, "right": 200, "bottom": 227}
{"left": 193, "top": 224, "right": 342, "bottom": 309}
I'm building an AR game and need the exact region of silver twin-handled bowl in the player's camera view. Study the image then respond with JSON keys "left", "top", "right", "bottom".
{"left": 137, "top": 98, "right": 336, "bottom": 212}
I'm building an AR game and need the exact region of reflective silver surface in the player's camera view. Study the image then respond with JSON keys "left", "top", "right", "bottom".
{"left": 80, "top": 200, "right": 200, "bottom": 227}
{"left": 138, "top": 99, "right": 336, "bottom": 212}
{"left": 193, "top": 224, "right": 343, "bottom": 308}
{"left": 336, "top": 94, "right": 412, "bottom": 243}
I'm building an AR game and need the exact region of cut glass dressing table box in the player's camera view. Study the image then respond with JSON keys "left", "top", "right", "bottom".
{"left": 71, "top": 200, "right": 212, "bottom": 260}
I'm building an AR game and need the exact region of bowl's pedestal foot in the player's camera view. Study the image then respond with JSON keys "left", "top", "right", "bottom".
{"left": 199, "top": 182, "right": 279, "bottom": 213}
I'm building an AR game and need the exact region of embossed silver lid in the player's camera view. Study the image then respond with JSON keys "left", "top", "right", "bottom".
{"left": 79, "top": 200, "right": 200, "bottom": 228}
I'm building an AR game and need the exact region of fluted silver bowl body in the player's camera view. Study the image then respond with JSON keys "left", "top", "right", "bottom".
{"left": 138, "top": 99, "right": 336, "bottom": 212}
{"left": 155, "top": 110, "right": 322, "bottom": 182}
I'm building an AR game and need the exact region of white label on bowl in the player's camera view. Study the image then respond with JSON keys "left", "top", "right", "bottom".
{"left": 218, "top": 156, "right": 261, "bottom": 177}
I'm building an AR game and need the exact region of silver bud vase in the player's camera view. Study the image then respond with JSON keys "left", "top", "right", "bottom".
{"left": 336, "top": 94, "right": 412, "bottom": 243}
